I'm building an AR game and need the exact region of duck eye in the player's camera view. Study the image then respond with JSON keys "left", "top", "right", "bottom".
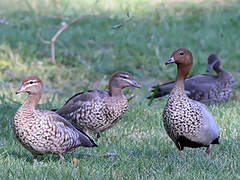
{"left": 180, "top": 52, "right": 184, "bottom": 55}
{"left": 29, "top": 81, "right": 33, "bottom": 84}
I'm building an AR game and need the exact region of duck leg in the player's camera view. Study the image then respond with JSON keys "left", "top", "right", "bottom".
{"left": 176, "top": 141, "right": 185, "bottom": 156}
{"left": 205, "top": 145, "right": 211, "bottom": 155}
{"left": 59, "top": 154, "right": 65, "bottom": 163}
{"left": 95, "top": 132, "right": 101, "bottom": 141}
{"left": 33, "top": 155, "right": 38, "bottom": 164}
{"left": 179, "top": 150, "right": 185, "bottom": 156}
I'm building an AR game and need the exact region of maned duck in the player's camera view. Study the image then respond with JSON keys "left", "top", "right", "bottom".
{"left": 55, "top": 71, "right": 140, "bottom": 139}
{"left": 13, "top": 76, "right": 97, "bottom": 163}
{"left": 148, "top": 53, "right": 234, "bottom": 104}
{"left": 163, "top": 48, "right": 219, "bottom": 154}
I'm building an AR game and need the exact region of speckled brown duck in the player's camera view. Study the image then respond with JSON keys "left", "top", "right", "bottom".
{"left": 55, "top": 71, "right": 140, "bottom": 139}
{"left": 163, "top": 48, "right": 219, "bottom": 154}
{"left": 13, "top": 76, "right": 97, "bottom": 163}
{"left": 148, "top": 53, "right": 234, "bottom": 104}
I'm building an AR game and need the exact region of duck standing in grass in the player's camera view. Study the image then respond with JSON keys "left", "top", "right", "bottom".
{"left": 163, "top": 48, "right": 219, "bottom": 154}
{"left": 148, "top": 53, "right": 234, "bottom": 104}
{"left": 13, "top": 76, "right": 97, "bottom": 163}
{"left": 55, "top": 71, "right": 140, "bottom": 139}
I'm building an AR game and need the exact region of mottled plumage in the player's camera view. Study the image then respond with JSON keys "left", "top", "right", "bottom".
{"left": 163, "top": 48, "right": 219, "bottom": 154}
{"left": 149, "top": 53, "right": 234, "bottom": 104}
{"left": 13, "top": 76, "right": 97, "bottom": 163}
{"left": 56, "top": 71, "right": 140, "bottom": 139}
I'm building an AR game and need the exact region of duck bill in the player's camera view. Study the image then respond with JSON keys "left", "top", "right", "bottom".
{"left": 206, "top": 60, "right": 218, "bottom": 72}
{"left": 165, "top": 57, "right": 175, "bottom": 65}
{"left": 206, "top": 64, "right": 213, "bottom": 72}
{"left": 16, "top": 85, "right": 25, "bottom": 94}
{"left": 131, "top": 80, "right": 141, "bottom": 88}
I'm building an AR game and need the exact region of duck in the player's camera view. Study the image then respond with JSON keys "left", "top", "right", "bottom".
{"left": 13, "top": 76, "right": 97, "bottom": 163}
{"left": 162, "top": 48, "right": 219, "bottom": 154}
{"left": 148, "top": 53, "right": 234, "bottom": 104}
{"left": 55, "top": 71, "right": 140, "bottom": 139}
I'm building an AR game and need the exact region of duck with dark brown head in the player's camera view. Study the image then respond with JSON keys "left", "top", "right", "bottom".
{"left": 55, "top": 71, "right": 140, "bottom": 139}
{"left": 163, "top": 48, "right": 219, "bottom": 155}
{"left": 13, "top": 76, "right": 97, "bottom": 163}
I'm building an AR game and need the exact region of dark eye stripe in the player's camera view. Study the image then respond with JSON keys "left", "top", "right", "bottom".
{"left": 120, "top": 75, "right": 129, "bottom": 79}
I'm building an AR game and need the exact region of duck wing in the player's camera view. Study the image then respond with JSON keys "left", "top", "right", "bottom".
{"left": 55, "top": 90, "right": 109, "bottom": 116}
{"left": 43, "top": 110, "right": 97, "bottom": 148}
{"left": 188, "top": 100, "right": 219, "bottom": 146}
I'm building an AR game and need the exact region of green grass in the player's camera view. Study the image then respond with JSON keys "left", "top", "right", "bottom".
{"left": 0, "top": 0, "right": 240, "bottom": 179}
{"left": 0, "top": 97, "right": 239, "bottom": 179}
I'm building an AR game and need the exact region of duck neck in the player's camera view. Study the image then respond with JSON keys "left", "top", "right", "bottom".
{"left": 175, "top": 74, "right": 185, "bottom": 90}
{"left": 216, "top": 67, "right": 230, "bottom": 81}
{"left": 174, "top": 64, "right": 191, "bottom": 91}
{"left": 214, "top": 65, "right": 225, "bottom": 74}
{"left": 109, "top": 87, "right": 123, "bottom": 97}
{"left": 21, "top": 93, "right": 42, "bottom": 111}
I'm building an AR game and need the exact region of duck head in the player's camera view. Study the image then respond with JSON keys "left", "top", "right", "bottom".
{"left": 165, "top": 48, "right": 193, "bottom": 79}
{"left": 109, "top": 71, "right": 140, "bottom": 96}
{"left": 16, "top": 76, "right": 43, "bottom": 95}
{"left": 206, "top": 53, "right": 222, "bottom": 73}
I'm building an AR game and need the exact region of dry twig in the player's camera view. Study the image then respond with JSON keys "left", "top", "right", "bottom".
{"left": 50, "top": 15, "right": 93, "bottom": 64}
{"left": 38, "top": 15, "right": 94, "bottom": 65}
{"left": 112, "top": 12, "right": 133, "bottom": 30}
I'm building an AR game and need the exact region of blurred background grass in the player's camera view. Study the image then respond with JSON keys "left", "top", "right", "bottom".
{"left": 0, "top": 0, "right": 239, "bottom": 104}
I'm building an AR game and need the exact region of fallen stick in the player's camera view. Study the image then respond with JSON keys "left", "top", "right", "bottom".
{"left": 51, "top": 15, "right": 93, "bottom": 64}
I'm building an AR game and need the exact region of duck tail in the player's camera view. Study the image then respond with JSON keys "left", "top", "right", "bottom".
{"left": 211, "top": 137, "right": 220, "bottom": 144}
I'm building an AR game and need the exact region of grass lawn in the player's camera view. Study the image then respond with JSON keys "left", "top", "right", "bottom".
{"left": 0, "top": 0, "right": 240, "bottom": 179}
